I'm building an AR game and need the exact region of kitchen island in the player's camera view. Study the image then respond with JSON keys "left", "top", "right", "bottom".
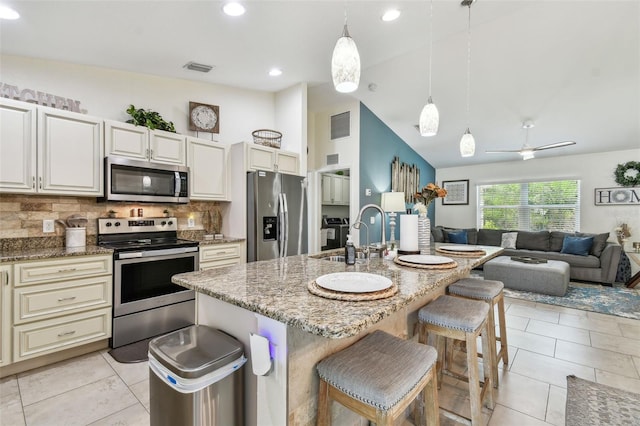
{"left": 172, "top": 245, "right": 503, "bottom": 425}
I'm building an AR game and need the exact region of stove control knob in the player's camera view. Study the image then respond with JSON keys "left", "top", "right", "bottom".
{"left": 105, "top": 222, "right": 112, "bottom": 227}
{"left": 167, "top": 220, "right": 173, "bottom": 226}
{"left": 161, "top": 221, "right": 167, "bottom": 226}
{"left": 114, "top": 221, "right": 121, "bottom": 227}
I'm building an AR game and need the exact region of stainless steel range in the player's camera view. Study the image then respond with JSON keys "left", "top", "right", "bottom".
{"left": 98, "top": 217, "right": 198, "bottom": 348}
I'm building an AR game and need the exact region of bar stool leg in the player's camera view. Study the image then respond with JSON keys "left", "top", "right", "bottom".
{"left": 496, "top": 294, "right": 509, "bottom": 366}
{"left": 480, "top": 322, "right": 495, "bottom": 410}
{"left": 424, "top": 370, "right": 440, "bottom": 426}
{"left": 465, "top": 330, "right": 483, "bottom": 426}
{"left": 317, "top": 379, "right": 330, "bottom": 426}
{"left": 486, "top": 300, "right": 499, "bottom": 388}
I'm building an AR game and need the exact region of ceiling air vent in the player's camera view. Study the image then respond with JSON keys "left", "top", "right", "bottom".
{"left": 183, "top": 62, "right": 214, "bottom": 73}
{"left": 330, "top": 111, "right": 350, "bottom": 140}
{"left": 326, "top": 154, "right": 339, "bottom": 165}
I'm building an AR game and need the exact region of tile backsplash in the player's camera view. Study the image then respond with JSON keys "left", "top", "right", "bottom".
{"left": 0, "top": 194, "right": 223, "bottom": 241}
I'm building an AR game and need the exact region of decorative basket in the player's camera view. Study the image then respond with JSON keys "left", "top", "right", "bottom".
{"left": 252, "top": 129, "right": 282, "bottom": 149}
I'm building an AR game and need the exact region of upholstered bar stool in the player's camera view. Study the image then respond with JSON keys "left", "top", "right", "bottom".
{"left": 418, "top": 295, "right": 495, "bottom": 425}
{"left": 316, "top": 330, "right": 440, "bottom": 426}
{"left": 448, "top": 277, "right": 509, "bottom": 388}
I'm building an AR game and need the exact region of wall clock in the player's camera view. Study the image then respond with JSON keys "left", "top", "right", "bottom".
{"left": 189, "top": 101, "right": 219, "bottom": 133}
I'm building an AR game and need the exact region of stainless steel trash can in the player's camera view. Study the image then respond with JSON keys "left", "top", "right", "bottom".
{"left": 149, "top": 325, "right": 247, "bottom": 426}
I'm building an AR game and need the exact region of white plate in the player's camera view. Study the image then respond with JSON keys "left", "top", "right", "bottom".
{"left": 397, "top": 255, "right": 454, "bottom": 265}
{"left": 315, "top": 272, "right": 393, "bottom": 293}
{"left": 438, "top": 245, "right": 482, "bottom": 252}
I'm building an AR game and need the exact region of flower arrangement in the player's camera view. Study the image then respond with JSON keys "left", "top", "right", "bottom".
{"left": 413, "top": 183, "right": 447, "bottom": 214}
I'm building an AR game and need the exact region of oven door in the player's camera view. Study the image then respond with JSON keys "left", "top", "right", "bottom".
{"left": 114, "top": 249, "right": 198, "bottom": 317}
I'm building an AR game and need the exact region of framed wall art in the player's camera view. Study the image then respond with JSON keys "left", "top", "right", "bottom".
{"left": 442, "top": 180, "right": 469, "bottom": 205}
{"left": 189, "top": 101, "right": 219, "bottom": 133}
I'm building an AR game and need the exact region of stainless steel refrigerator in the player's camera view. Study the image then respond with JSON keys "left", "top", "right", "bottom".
{"left": 247, "top": 171, "right": 308, "bottom": 262}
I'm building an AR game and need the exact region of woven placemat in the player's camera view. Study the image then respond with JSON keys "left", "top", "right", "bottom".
{"left": 393, "top": 257, "right": 458, "bottom": 269}
{"left": 307, "top": 280, "right": 398, "bottom": 301}
{"left": 435, "top": 247, "right": 486, "bottom": 257}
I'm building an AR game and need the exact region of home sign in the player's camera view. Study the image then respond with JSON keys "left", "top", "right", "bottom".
{"left": 594, "top": 187, "right": 640, "bottom": 205}
{"left": 1, "top": 82, "right": 83, "bottom": 112}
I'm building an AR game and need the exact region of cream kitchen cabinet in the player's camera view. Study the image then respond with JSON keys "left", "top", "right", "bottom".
{"left": 0, "top": 99, "right": 104, "bottom": 196}
{"left": 321, "top": 174, "right": 350, "bottom": 205}
{"left": 0, "top": 265, "right": 11, "bottom": 367}
{"left": 199, "top": 242, "right": 244, "bottom": 271}
{"left": 187, "top": 137, "right": 228, "bottom": 201}
{"left": 11, "top": 255, "right": 112, "bottom": 362}
{"left": 105, "top": 120, "right": 186, "bottom": 166}
{"left": 235, "top": 142, "right": 299, "bottom": 175}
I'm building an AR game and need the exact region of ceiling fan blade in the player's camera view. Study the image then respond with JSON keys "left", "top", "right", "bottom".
{"left": 532, "top": 141, "right": 576, "bottom": 151}
{"left": 485, "top": 149, "right": 522, "bottom": 154}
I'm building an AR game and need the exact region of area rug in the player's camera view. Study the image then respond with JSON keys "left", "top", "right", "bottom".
{"left": 502, "top": 282, "right": 640, "bottom": 320}
{"left": 566, "top": 375, "right": 640, "bottom": 426}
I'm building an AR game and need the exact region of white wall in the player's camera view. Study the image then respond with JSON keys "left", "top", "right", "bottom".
{"left": 275, "top": 83, "right": 307, "bottom": 175}
{"left": 1, "top": 55, "right": 275, "bottom": 144}
{"left": 435, "top": 149, "right": 640, "bottom": 241}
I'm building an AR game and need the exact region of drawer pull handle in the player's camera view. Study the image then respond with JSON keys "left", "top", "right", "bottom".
{"left": 57, "top": 268, "right": 77, "bottom": 273}
{"left": 57, "top": 296, "right": 77, "bottom": 302}
{"left": 58, "top": 330, "right": 76, "bottom": 337}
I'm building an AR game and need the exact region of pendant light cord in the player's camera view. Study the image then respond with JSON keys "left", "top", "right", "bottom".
{"left": 428, "top": 0, "right": 434, "bottom": 98}
{"left": 465, "top": 3, "right": 472, "bottom": 128}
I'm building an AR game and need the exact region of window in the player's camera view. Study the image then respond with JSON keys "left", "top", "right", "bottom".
{"left": 478, "top": 180, "right": 580, "bottom": 232}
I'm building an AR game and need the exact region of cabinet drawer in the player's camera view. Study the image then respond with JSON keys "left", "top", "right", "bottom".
{"left": 14, "top": 276, "right": 112, "bottom": 324}
{"left": 13, "top": 308, "right": 111, "bottom": 361}
{"left": 200, "top": 258, "right": 241, "bottom": 271}
{"left": 200, "top": 244, "right": 241, "bottom": 263}
{"left": 15, "top": 255, "right": 112, "bottom": 286}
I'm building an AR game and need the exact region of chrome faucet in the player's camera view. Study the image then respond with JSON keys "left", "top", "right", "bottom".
{"left": 353, "top": 204, "right": 387, "bottom": 254}
{"left": 350, "top": 220, "right": 370, "bottom": 258}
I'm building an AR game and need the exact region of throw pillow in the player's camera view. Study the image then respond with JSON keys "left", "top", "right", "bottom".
{"left": 561, "top": 236, "right": 594, "bottom": 256}
{"left": 501, "top": 232, "right": 518, "bottom": 249}
{"left": 447, "top": 230, "right": 468, "bottom": 244}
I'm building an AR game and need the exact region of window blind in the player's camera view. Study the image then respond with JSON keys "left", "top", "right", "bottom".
{"left": 478, "top": 180, "right": 580, "bottom": 232}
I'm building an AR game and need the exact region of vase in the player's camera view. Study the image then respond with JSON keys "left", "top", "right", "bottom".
{"left": 418, "top": 214, "right": 430, "bottom": 254}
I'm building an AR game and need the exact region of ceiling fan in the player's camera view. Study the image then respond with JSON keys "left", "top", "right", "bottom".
{"left": 485, "top": 121, "right": 576, "bottom": 160}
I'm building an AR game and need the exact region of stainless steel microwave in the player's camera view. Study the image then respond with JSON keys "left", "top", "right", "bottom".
{"left": 103, "top": 157, "right": 189, "bottom": 203}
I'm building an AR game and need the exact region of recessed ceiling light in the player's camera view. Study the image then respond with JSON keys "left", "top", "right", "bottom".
{"left": 269, "top": 68, "right": 283, "bottom": 77}
{"left": 381, "top": 9, "right": 400, "bottom": 22}
{"left": 0, "top": 5, "right": 20, "bottom": 20}
{"left": 223, "top": 2, "right": 245, "bottom": 17}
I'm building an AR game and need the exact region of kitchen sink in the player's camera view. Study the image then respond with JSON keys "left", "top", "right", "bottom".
{"left": 319, "top": 252, "right": 368, "bottom": 263}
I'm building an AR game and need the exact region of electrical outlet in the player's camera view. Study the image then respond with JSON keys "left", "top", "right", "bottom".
{"left": 43, "top": 219, "right": 55, "bottom": 233}
{"left": 370, "top": 216, "right": 375, "bottom": 225}
{"left": 187, "top": 217, "right": 195, "bottom": 228}
{"left": 365, "top": 188, "right": 372, "bottom": 196}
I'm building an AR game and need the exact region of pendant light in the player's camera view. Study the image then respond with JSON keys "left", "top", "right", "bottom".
{"left": 331, "top": 8, "right": 361, "bottom": 93}
{"left": 419, "top": 0, "right": 439, "bottom": 137}
{"left": 459, "top": 0, "right": 475, "bottom": 157}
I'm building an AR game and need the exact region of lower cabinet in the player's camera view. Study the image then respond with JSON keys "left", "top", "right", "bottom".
{"left": 200, "top": 242, "right": 244, "bottom": 271}
{"left": 3, "top": 254, "right": 113, "bottom": 366}
{"left": 0, "top": 265, "right": 11, "bottom": 367}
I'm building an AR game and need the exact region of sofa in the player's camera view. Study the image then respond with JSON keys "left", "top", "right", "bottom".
{"left": 432, "top": 226, "right": 622, "bottom": 286}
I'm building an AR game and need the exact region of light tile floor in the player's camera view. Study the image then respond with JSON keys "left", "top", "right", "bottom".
{"left": 1, "top": 296, "right": 639, "bottom": 426}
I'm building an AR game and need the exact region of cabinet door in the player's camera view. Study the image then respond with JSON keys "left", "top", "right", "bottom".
{"left": 341, "top": 176, "right": 350, "bottom": 205}
{"left": 0, "top": 265, "right": 11, "bottom": 367}
{"left": 276, "top": 151, "right": 300, "bottom": 175}
{"left": 37, "top": 107, "right": 104, "bottom": 196}
{"left": 247, "top": 145, "right": 276, "bottom": 171}
{"left": 187, "top": 137, "right": 228, "bottom": 200}
{"left": 104, "top": 120, "right": 149, "bottom": 161}
{"left": 321, "top": 174, "right": 333, "bottom": 204}
{"left": 0, "top": 99, "right": 37, "bottom": 193}
{"left": 199, "top": 243, "right": 242, "bottom": 270}
{"left": 332, "top": 176, "right": 344, "bottom": 204}
{"left": 149, "top": 129, "right": 186, "bottom": 165}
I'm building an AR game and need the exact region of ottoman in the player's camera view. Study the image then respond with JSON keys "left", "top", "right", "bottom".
{"left": 484, "top": 256, "right": 570, "bottom": 296}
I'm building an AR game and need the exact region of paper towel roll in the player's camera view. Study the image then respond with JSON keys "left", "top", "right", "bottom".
{"left": 399, "top": 215, "right": 418, "bottom": 252}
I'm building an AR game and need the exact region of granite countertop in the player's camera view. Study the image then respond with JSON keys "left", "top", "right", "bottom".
{"left": 172, "top": 245, "right": 503, "bottom": 339}
{"left": 0, "top": 245, "right": 114, "bottom": 263}
{"left": 193, "top": 237, "right": 245, "bottom": 246}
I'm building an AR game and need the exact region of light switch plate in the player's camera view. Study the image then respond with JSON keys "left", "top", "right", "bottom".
{"left": 365, "top": 188, "right": 372, "bottom": 196}
{"left": 43, "top": 219, "right": 55, "bottom": 233}
{"left": 370, "top": 216, "right": 375, "bottom": 225}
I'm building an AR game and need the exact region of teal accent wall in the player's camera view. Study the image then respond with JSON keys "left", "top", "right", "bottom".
{"left": 358, "top": 103, "right": 436, "bottom": 245}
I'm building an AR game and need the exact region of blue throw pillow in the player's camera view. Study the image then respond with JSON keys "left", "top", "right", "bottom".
{"left": 447, "top": 230, "right": 468, "bottom": 244}
{"left": 561, "top": 236, "right": 594, "bottom": 256}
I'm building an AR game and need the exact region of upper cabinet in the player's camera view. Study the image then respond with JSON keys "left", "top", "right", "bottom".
{"left": 241, "top": 143, "right": 300, "bottom": 175}
{"left": 187, "top": 137, "right": 228, "bottom": 201}
{"left": 105, "top": 120, "right": 186, "bottom": 166}
{"left": 321, "top": 173, "right": 350, "bottom": 205}
{"left": 0, "top": 99, "right": 104, "bottom": 196}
